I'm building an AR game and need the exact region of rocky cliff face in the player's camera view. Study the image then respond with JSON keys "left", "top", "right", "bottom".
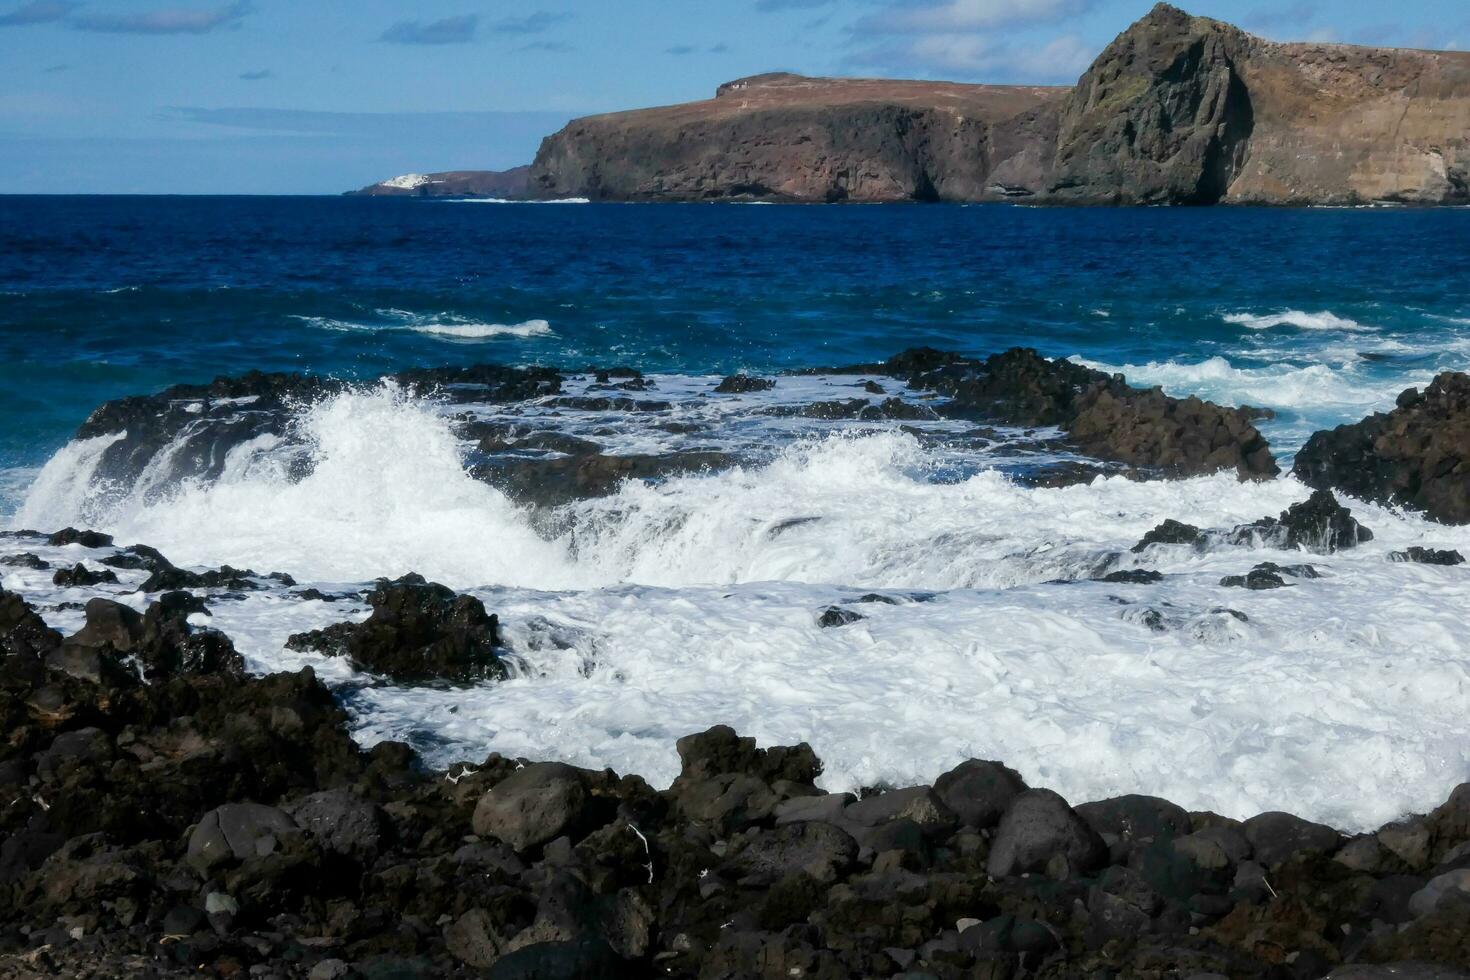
{"left": 528, "top": 5, "right": 1470, "bottom": 206}
{"left": 530, "top": 74, "right": 1067, "bottom": 203}
{"left": 346, "top": 166, "right": 532, "bottom": 199}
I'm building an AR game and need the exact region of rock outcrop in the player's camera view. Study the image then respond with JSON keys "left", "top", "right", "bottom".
{"left": 1294, "top": 372, "right": 1470, "bottom": 525}
{"left": 530, "top": 73, "right": 1066, "bottom": 202}
{"left": 529, "top": 4, "right": 1470, "bottom": 206}
{"left": 344, "top": 166, "right": 533, "bottom": 199}
{"left": 2, "top": 574, "right": 1470, "bottom": 977}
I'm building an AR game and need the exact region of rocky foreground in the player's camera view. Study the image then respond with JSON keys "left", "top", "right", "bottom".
{"left": 527, "top": 4, "right": 1470, "bottom": 206}
{"left": 2, "top": 561, "right": 1470, "bottom": 980}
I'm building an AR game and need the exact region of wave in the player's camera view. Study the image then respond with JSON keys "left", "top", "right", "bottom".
{"left": 293, "top": 311, "right": 553, "bottom": 342}
{"left": 1224, "top": 310, "right": 1372, "bottom": 332}
{"left": 1073, "top": 355, "right": 1419, "bottom": 421}
{"left": 12, "top": 383, "right": 1470, "bottom": 830}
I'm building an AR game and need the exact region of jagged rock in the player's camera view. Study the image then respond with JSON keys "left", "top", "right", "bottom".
{"left": 723, "top": 821, "right": 859, "bottom": 885}
{"left": 1220, "top": 562, "right": 1318, "bottom": 590}
{"left": 714, "top": 375, "right": 776, "bottom": 394}
{"left": 1132, "top": 520, "right": 1208, "bottom": 552}
{"left": 287, "top": 790, "right": 386, "bottom": 862}
{"left": 0, "top": 553, "right": 48, "bottom": 570}
{"left": 47, "top": 528, "right": 114, "bottom": 549}
{"left": 986, "top": 789, "right": 1108, "bottom": 877}
{"left": 817, "top": 606, "right": 864, "bottom": 628}
{"left": 51, "top": 564, "right": 119, "bottom": 588}
{"left": 1390, "top": 547, "right": 1466, "bottom": 566}
{"left": 346, "top": 166, "right": 533, "bottom": 199}
{"left": 1231, "top": 490, "right": 1373, "bottom": 553}
{"left": 1296, "top": 373, "right": 1470, "bottom": 524}
{"left": 286, "top": 573, "right": 505, "bottom": 683}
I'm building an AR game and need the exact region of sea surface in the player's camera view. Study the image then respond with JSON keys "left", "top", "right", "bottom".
{"left": 2, "top": 195, "right": 1469, "bottom": 831}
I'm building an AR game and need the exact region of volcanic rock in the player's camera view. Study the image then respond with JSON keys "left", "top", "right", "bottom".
{"left": 286, "top": 573, "right": 506, "bottom": 683}
{"left": 1295, "top": 373, "right": 1470, "bottom": 524}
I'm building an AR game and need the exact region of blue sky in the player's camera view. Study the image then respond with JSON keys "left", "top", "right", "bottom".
{"left": 1, "top": 0, "right": 1465, "bottom": 193}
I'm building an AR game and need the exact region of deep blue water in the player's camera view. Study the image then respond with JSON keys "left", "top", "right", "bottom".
{"left": 2, "top": 195, "right": 1468, "bottom": 485}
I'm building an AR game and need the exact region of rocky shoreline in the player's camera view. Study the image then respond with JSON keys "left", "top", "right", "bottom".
{"left": 1, "top": 567, "right": 1469, "bottom": 980}
{"left": 3, "top": 350, "right": 1468, "bottom": 977}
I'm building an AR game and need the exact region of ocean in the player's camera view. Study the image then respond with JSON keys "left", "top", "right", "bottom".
{"left": 3, "top": 195, "right": 1469, "bottom": 831}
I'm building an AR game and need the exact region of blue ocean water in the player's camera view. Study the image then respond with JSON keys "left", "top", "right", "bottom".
{"left": 2, "top": 196, "right": 1468, "bottom": 495}
{"left": 4, "top": 196, "right": 1470, "bottom": 827}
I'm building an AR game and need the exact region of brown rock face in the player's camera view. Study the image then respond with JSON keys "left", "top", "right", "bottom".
{"left": 530, "top": 74, "right": 1066, "bottom": 202}
{"left": 529, "top": 5, "right": 1470, "bottom": 206}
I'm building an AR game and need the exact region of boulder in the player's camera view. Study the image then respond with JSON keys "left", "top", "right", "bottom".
{"left": 187, "top": 803, "right": 300, "bottom": 876}
{"left": 714, "top": 375, "right": 776, "bottom": 394}
{"left": 1076, "top": 795, "right": 1192, "bottom": 856}
{"left": 1231, "top": 490, "right": 1373, "bottom": 553}
{"left": 933, "top": 760, "right": 1027, "bottom": 829}
{"left": 288, "top": 789, "right": 387, "bottom": 862}
{"left": 723, "top": 821, "right": 859, "bottom": 885}
{"left": 1390, "top": 547, "right": 1466, "bottom": 566}
{"left": 986, "top": 789, "right": 1108, "bottom": 878}
{"left": 1241, "top": 811, "right": 1341, "bottom": 868}
{"left": 472, "top": 763, "right": 596, "bottom": 852}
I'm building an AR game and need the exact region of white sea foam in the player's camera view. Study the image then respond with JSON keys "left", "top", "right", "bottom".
{"left": 409, "top": 319, "right": 552, "bottom": 340}
{"left": 10, "top": 382, "right": 1470, "bottom": 831}
{"left": 1224, "top": 310, "right": 1373, "bottom": 332}
{"left": 294, "top": 311, "right": 553, "bottom": 342}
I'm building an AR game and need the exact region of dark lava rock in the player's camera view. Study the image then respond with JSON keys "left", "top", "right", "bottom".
{"left": 1242, "top": 811, "right": 1342, "bottom": 868}
{"left": 724, "top": 821, "right": 859, "bottom": 885}
{"left": 1076, "top": 795, "right": 1192, "bottom": 856}
{"left": 59, "top": 593, "right": 244, "bottom": 682}
{"left": 1391, "top": 547, "right": 1466, "bottom": 566}
{"left": 477, "top": 450, "right": 733, "bottom": 509}
{"left": 0, "top": 553, "right": 48, "bottom": 570}
{"left": 51, "top": 563, "right": 119, "bottom": 588}
{"left": 286, "top": 573, "right": 506, "bottom": 683}
{"left": 714, "top": 375, "right": 776, "bottom": 394}
{"left": 986, "top": 789, "right": 1108, "bottom": 877}
{"left": 472, "top": 762, "right": 595, "bottom": 852}
{"left": 1294, "top": 372, "right": 1470, "bottom": 525}
{"left": 933, "top": 759, "right": 1027, "bottom": 830}
{"left": 139, "top": 562, "right": 294, "bottom": 593}
{"left": 186, "top": 802, "right": 300, "bottom": 876}
{"left": 47, "top": 527, "right": 115, "bottom": 548}
{"left": 1220, "top": 565, "right": 1289, "bottom": 590}
{"left": 1232, "top": 489, "right": 1374, "bottom": 553}
{"left": 1132, "top": 519, "right": 1208, "bottom": 552}
{"left": 817, "top": 606, "right": 865, "bottom": 628}
{"left": 1099, "top": 569, "right": 1164, "bottom": 584}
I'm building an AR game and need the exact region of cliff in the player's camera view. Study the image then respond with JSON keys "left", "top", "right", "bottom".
{"left": 346, "top": 166, "right": 532, "bottom": 199}
{"left": 530, "top": 73, "right": 1066, "bottom": 202}
{"left": 529, "top": 5, "right": 1470, "bottom": 205}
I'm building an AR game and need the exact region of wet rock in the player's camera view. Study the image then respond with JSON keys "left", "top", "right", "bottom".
{"left": 1231, "top": 489, "right": 1374, "bottom": 553}
{"left": 986, "top": 789, "right": 1108, "bottom": 878}
{"left": 60, "top": 594, "right": 244, "bottom": 681}
{"left": 933, "top": 759, "right": 1027, "bottom": 830}
{"left": 1131, "top": 520, "right": 1208, "bottom": 552}
{"left": 47, "top": 528, "right": 115, "bottom": 549}
{"left": 0, "top": 553, "right": 49, "bottom": 570}
{"left": 844, "top": 787, "right": 957, "bottom": 840}
{"left": 472, "top": 763, "right": 595, "bottom": 852}
{"left": 286, "top": 573, "right": 505, "bottom": 683}
{"left": 1241, "top": 811, "right": 1341, "bottom": 868}
{"left": 477, "top": 450, "right": 733, "bottom": 509}
{"left": 99, "top": 544, "right": 172, "bottom": 572}
{"left": 1390, "top": 547, "right": 1466, "bottom": 566}
{"left": 714, "top": 375, "right": 776, "bottom": 394}
{"left": 51, "top": 564, "right": 119, "bottom": 588}
{"left": 139, "top": 563, "right": 294, "bottom": 593}
{"left": 1099, "top": 569, "right": 1163, "bottom": 584}
{"left": 817, "top": 606, "right": 864, "bottom": 628}
{"left": 1295, "top": 372, "right": 1470, "bottom": 525}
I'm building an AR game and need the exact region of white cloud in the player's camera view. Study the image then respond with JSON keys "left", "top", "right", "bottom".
{"left": 849, "top": 31, "right": 1092, "bottom": 83}
{"left": 859, "top": 0, "right": 1094, "bottom": 34}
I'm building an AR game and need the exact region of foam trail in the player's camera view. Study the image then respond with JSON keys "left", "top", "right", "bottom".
{"left": 1224, "top": 310, "right": 1372, "bottom": 332}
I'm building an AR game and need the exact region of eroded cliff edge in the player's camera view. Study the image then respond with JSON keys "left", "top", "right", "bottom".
{"left": 529, "top": 4, "right": 1470, "bottom": 206}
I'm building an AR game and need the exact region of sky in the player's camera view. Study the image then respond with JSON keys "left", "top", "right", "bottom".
{"left": 1, "top": 0, "right": 1466, "bottom": 194}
